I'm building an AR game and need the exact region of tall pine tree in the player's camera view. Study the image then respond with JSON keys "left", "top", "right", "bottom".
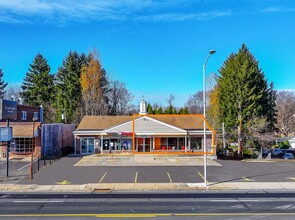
{"left": 217, "top": 44, "right": 276, "bottom": 147}
{"left": 21, "top": 53, "right": 55, "bottom": 122}
{"left": 0, "top": 69, "right": 8, "bottom": 98}
{"left": 56, "top": 51, "right": 89, "bottom": 124}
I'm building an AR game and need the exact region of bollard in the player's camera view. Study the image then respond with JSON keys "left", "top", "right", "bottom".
{"left": 30, "top": 152, "right": 33, "bottom": 180}
{"left": 38, "top": 157, "right": 40, "bottom": 171}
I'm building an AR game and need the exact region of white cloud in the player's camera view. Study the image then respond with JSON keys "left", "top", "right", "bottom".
{"left": 0, "top": 0, "right": 230, "bottom": 25}
{"left": 262, "top": 6, "right": 295, "bottom": 13}
{"left": 136, "top": 10, "right": 231, "bottom": 22}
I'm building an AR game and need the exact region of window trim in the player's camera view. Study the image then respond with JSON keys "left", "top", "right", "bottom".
{"left": 21, "top": 111, "right": 27, "bottom": 121}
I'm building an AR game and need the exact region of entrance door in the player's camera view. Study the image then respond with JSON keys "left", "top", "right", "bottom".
{"left": 88, "top": 138, "right": 95, "bottom": 154}
{"left": 136, "top": 137, "right": 152, "bottom": 152}
{"left": 81, "top": 138, "right": 95, "bottom": 154}
{"left": 145, "top": 138, "right": 151, "bottom": 152}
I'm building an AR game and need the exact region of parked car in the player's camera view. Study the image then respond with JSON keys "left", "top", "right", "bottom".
{"left": 262, "top": 149, "right": 270, "bottom": 157}
{"left": 271, "top": 149, "right": 284, "bottom": 157}
{"left": 283, "top": 153, "right": 295, "bottom": 160}
{"left": 286, "top": 150, "right": 295, "bottom": 156}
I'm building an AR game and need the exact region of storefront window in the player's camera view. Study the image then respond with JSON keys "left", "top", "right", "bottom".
{"left": 191, "top": 136, "right": 202, "bottom": 151}
{"left": 168, "top": 138, "right": 177, "bottom": 150}
{"left": 121, "top": 139, "right": 132, "bottom": 150}
{"left": 10, "top": 138, "right": 34, "bottom": 153}
{"left": 103, "top": 140, "right": 110, "bottom": 150}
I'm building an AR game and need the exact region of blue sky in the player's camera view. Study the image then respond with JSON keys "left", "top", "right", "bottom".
{"left": 0, "top": 0, "right": 294, "bottom": 107}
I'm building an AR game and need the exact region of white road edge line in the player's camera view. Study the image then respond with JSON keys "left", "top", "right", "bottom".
{"left": 14, "top": 200, "right": 64, "bottom": 203}
{"left": 209, "top": 200, "right": 259, "bottom": 202}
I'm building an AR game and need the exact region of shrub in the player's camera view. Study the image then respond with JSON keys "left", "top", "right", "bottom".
{"left": 243, "top": 148, "right": 254, "bottom": 158}
{"left": 279, "top": 141, "right": 290, "bottom": 149}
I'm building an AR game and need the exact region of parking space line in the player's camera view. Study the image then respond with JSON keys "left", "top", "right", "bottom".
{"left": 198, "top": 172, "right": 208, "bottom": 185}
{"left": 18, "top": 160, "right": 38, "bottom": 171}
{"left": 167, "top": 172, "right": 172, "bottom": 183}
{"left": 99, "top": 172, "right": 107, "bottom": 183}
{"left": 134, "top": 172, "right": 138, "bottom": 183}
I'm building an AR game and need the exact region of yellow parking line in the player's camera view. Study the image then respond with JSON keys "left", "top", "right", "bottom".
{"left": 198, "top": 172, "right": 208, "bottom": 185}
{"left": 134, "top": 172, "right": 138, "bottom": 183}
{"left": 99, "top": 172, "right": 107, "bottom": 183}
{"left": 242, "top": 177, "right": 254, "bottom": 181}
{"left": 167, "top": 172, "right": 172, "bottom": 183}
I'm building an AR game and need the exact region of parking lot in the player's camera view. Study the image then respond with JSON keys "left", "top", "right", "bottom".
{"left": 0, "top": 156, "right": 290, "bottom": 185}
{"left": 0, "top": 159, "right": 30, "bottom": 183}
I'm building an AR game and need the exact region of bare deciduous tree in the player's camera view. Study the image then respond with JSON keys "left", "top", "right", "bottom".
{"left": 276, "top": 91, "right": 295, "bottom": 136}
{"left": 109, "top": 80, "right": 133, "bottom": 115}
{"left": 185, "top": 91, "right": 205, "bottom": 114}
{"left": 4, "top": 84, "right": 22, "bottom": 102}
{"left": 167, "top": 94, "right": 175, "bottom": 106}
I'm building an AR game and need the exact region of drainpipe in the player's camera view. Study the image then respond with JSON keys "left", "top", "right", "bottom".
{"left": 101, "top": 135, "right": 103, "bottom": 155}
{"left": 74, "top": 135, "right": 76, "bottom": 156}
{"left": 185, "top": 132, "right": 188, "bottom": 153}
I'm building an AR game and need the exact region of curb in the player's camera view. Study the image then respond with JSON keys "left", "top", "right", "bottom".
{"left": 1, "top": 182, "right": 295, "bottom": 193}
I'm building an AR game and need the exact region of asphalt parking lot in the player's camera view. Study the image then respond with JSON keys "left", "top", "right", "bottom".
{"left": 4, "top": 156, "right": 293, "bottom": 185}
{"left": 0, "top": 159, "right": 30, "bottom": 183}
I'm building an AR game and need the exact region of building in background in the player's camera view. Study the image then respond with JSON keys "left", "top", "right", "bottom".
{"left": 0, "top": 104, "right": 43, "bottom": 158}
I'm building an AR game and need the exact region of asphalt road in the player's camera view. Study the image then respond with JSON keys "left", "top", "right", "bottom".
{"left": 0, "top": 192, "right": 295, "bottom": 219}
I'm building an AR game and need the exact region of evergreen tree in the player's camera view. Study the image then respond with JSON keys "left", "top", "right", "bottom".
{"left": 56, "top": 51, "right": 88, "bottom": 124}
{"left": 21, "top": 53, "right": 55, "bottom": 122}
{"left": 99, "top": 68, "right": 111, "bottom": 114}
{"left": 178, "top": 107, "right": 189, "bottom": 114}
{"left": 147, "top": 103, "right": 153, "bottom": 114}
{"left": 157, "top": 107, "right": 163, "bottom": 114}
{"left": 183, "top": 106, "right": 189, "bottom": 114}
{"left": 0, "top": 69, "right": 8, "bottom": 98}
{"left": 178, "top": 107, "right": 184, "bottom": 114}
{"left": 217, "top": 44, "right": 276, "bottom": 149}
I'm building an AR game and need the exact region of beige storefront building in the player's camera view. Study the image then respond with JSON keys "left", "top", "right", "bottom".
{"left": 73, "top": 113, "right": 216, "bottom": 155}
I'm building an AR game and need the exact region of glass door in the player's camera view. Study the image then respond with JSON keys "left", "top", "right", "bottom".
{"left": 81, "top": 138, "right": 95, "bottom": 154}
{"left": 144, "top": 138, "right": 151, "bottom": 152}
{"left": 137, "top": 138, "right": 144, "bottom": 152}
{"left": 88, "top": 138, "right": 95, "bottom": 154}
{"left": 81, "top": 138, "right": 88, "bottom": 154}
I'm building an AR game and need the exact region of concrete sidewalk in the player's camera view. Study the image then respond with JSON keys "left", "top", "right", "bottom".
{"left": 75, "top": 154, "right": 221, "bottom": 166}
{"left": 1, "top": 182, "right": 295, "bottom": 192}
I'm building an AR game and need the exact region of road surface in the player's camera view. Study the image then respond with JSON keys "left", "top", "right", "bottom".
{"left": 0, "top": 191, "right": 295, "bottom": 219}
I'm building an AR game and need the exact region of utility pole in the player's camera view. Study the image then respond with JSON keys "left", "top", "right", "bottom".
{"left": 6, "top": 119, "right": 9, "bottom": 177}
{"left": 237, "top": 101, "right": 242, "bottom": 157}
{"left": 237, "top": 116, "right": 242, "bottom": 157}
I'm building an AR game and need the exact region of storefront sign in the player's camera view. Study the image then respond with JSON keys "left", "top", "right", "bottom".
{"left": 0, "top": 127, "right": 13, "bottom": 142}
{"left": 121, "top": 132, "right": 133, "bottom": 137}
{"left": 138, "top": 135, "right": 148, "bottom": 138}
{"left": 0, "top": 99, "right": 17, "bottom": 120}
{"left": 107, "top": 132, "right": 120, "bottom": 137}
{"left": 107, "top": 131, "right": 133, "bottom": 137}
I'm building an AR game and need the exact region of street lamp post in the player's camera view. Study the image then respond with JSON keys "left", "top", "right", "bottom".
{"left": 203, "top": 49, "right": 216, "bottom": 187}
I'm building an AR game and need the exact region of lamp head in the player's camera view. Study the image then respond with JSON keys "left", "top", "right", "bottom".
{"left": 209, "top": 50, "right": 216, "bottom": 54}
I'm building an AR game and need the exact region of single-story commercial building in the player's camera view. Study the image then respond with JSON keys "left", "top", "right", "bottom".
{"left": 73, "top": 101, "right": 216, "bottom": 155}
